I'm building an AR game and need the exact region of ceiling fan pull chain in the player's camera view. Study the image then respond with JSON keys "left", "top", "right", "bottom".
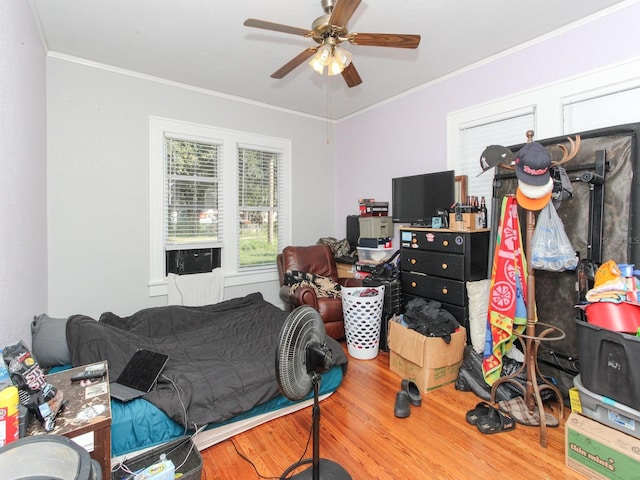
{"left": 326, "top": 74, "right": 332, "bottom": 144}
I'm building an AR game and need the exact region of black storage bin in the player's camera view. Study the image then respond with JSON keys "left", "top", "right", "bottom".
{"left": 111, "top": 437, "right": 202, "bottom": 480}
{"left": 363, "top": 278, "right": 402, "bottom": 351}
{"left": 576, "top": 319, "right": 640, "bottom": 411}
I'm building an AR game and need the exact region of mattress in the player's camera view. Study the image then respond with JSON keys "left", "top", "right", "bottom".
{"left": 106, "top": 364, "right": 343, "bottom": 458}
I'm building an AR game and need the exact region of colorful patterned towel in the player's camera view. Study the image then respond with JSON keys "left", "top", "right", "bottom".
{"left": 482, "top": 196, "right": 530, "bottom": 386}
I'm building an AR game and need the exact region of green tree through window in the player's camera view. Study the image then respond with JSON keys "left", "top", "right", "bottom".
{"left": 165, "top": 138, "right": 221, "bottom": 245}
{"left": 238, "top": 147, "right": 280, "bottom": 268}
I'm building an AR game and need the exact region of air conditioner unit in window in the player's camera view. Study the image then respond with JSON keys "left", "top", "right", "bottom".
{"left": 166, "top": 248, "right": 221, "bottom": 275}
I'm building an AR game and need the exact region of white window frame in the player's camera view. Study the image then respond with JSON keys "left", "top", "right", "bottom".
{"left": 149, "top": 117, "right": 292, "bottom": 297}
{"left": 454, "top": 106, "right": 536, "bottom": 223}
{"left": 448, "top": 58, "right": 640, "bottom": 176}
{"left": 562, "top": 78, "right": 640, "bottom": 133}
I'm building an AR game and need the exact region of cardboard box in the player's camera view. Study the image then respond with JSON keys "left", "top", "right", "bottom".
{"left": 387, "top": 318, "right": 466, "bottom": 393}
{"left": 566, "top": 412, "right": 640, "bottom": 480}
{"left": 449, "top": 212, "right": 484, "bottom": 231}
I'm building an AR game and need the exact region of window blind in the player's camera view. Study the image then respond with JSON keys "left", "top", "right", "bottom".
{"left": 237, "top": 145, "right": 283, "bottom": 269}
{"left": 165, "top": 136, "right": 223, "bottom": 248}
{"left": 457, "top": 108, "right": 536, "bottom": 224}
{"left": 563, "top": 83, "right": 640, "bottom": 133}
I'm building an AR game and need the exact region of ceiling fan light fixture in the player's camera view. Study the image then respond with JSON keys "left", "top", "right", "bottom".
{"left": 327, "top": 55, "right": 344, "bottom": 76}
{"left": 309, "top": 57, "right": 325, "bottom": 74}
{"left": 327, "top": 57, "right": 342, "bottom": 76}
{"left": 333, "top": 45, "right": 352, "bottom": 68}
{"left": 312, "top": 43, "right": 352, "bottom": 76}
{"left": 309, "top": 43, "right": 332, "bottom": 74}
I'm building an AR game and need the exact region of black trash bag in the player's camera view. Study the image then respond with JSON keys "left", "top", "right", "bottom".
{"left": 455, "top": 346, "right": 523, "bottom": 402}
{"left": 455, "top": 345, "right": 557, "bottom": 403}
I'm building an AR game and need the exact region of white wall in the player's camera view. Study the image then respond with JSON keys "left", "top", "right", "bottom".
{"left": 46, "top": 58, "right": 335, "bottom": 319}
{"left": 0, "top": 1, "right": 47, "bottom": 348}
{"left": 333, "top": 2, "right": 640, "bottom": 240}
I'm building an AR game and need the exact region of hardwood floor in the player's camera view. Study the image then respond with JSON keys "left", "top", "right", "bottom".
{"left": 200, "top": 344, "right": 583, "bottom": 479}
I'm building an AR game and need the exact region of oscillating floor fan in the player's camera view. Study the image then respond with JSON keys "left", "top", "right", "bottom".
{"left": 276, "top": 306, "right": 352, "bottom": 480}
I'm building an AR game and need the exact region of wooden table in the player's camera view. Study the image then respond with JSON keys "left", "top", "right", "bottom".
{"left": 28, "top": 362, "right": 112, "bottom": 476}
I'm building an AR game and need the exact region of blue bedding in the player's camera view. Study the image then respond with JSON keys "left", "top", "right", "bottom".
{"left": 51, "top": 362, "right": 344, "bottom": 457}
{"left": 111, "top": 365, "right": 343, "bottom": 457}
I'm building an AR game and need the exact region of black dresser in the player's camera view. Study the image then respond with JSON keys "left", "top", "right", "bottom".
{"left": 399, "top": 228, "right": 490, "bottom": 339}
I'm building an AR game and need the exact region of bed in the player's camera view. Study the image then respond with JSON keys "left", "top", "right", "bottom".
{"left": 56, "top": 292, "right": 347, "bottom": 459}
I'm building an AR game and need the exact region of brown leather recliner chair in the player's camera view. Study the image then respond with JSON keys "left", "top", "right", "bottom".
{"left": 277, "top": 244, "right": 363, "bottom": 340}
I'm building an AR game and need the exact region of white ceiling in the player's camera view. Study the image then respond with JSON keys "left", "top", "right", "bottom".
{"left": 30, "top": 0, "right": 631, "bottom": 119}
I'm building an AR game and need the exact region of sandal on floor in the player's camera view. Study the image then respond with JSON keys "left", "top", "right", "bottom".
{"left": 465, "top": 401, "right": 493, "bottom": 425}
{"left": 476, "top": 408, "right": 516, "bottom": 434}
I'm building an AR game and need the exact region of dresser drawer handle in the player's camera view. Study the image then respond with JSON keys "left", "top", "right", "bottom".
{"left": 410, "top": 259, "right": 417, "bottom": 265}
{"left": 441, "top": 263, "right": 448, "bottom": 270}
{"left": 411, "top": 281, "right": 417, "bottom": 288}
{"left": 442, "top": 240, "right": 449, "bottom": 247}
{"left": 442, "top": 287, "right": 448, "bottom": 295}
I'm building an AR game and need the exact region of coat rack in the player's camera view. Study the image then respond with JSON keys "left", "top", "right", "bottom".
{"left": 489, "top": 130, "right": 580, "bottom": 447}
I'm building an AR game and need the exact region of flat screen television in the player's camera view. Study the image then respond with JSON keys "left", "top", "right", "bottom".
{"left": 392, "top": 170, "right": 455, "bottom": 225}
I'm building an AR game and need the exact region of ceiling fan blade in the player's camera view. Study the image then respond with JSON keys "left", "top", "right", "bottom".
{"left": 330, "top": 0, "right": 361, "bottom": 28}
{"left": 244, "top": 18, "right": 311, "bottom": 37}
{"left": 341, "top": 62, "right": 362, "bottom": 88}
{"left": 348, "top": 33, "right": 421, "bottom": 49}
{"left": 271, "top": 48, "right": 318, "bottom": 79}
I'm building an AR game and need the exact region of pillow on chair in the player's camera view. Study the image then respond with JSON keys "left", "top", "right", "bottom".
{"left": 284, "top": 270, "right": 341, "bottom": 298}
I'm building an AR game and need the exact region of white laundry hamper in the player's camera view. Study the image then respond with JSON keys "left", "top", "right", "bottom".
{"left": 341, "top": 286, "right": 385, "bottom": 360}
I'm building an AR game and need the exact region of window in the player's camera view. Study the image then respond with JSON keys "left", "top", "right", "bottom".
{"left": 453, "top": 108, "right": 536, "bottom": 224}
{"left": 237, "top": 146, "right": 282, "bottom": 269}
{"left": 149, "top": 117, "right": 292, "bottom": 296}
{"left": 165, "top": 137, "right": 223, "bottom": 248}
{"left": 563, "top": 81, "right": 640, "bottom": 133}
{"left": 448, "top": 58, "right": 640, "bottom": 226}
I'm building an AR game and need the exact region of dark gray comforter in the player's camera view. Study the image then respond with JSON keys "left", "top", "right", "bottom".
{"left": 65, "top": 292, "right": 347, "bottom": 429}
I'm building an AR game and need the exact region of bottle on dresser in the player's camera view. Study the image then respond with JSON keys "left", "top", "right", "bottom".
{"left": 480, "top": 196, "right": 488, "bottom": 228}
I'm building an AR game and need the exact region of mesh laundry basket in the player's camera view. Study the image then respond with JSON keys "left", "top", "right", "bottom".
{"left": 341, "top": 286, "right": 385, "bottom": 360}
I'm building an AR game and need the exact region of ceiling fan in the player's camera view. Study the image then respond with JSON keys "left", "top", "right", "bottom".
{"left": 244, "top": 0, "right": 421, "bottom": 88}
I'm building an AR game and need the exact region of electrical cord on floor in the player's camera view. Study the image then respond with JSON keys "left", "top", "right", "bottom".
{"left": 110, "top": 424, "right": 207, "bottom": 478}
{"left": 225, "top": 416, "right": 313, "bottom": 480}
{"left": 152, "top": 372, "right": 315, "bottom": 479}
{"left": 111, "top": 372, "right": 203, "bottom": 479}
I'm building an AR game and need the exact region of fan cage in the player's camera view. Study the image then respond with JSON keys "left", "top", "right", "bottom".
{"left": 276, "top": 306, "right": 325, "bottom": 401}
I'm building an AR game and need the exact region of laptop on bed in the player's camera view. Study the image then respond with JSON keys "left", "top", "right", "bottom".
{"left": 109, "top": 349, "right": 169, "bottom": 402}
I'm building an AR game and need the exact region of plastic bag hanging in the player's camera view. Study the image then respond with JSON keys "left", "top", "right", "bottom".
{"left": 530, "top": 202, "right": 578, "bottom": 272}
